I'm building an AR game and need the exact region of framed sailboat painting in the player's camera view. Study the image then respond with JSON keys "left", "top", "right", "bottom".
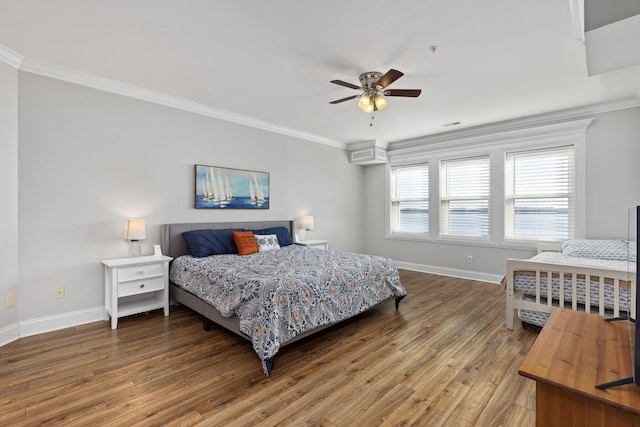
{"left": 195, "top": 164, "right": 270, "bottom": 209}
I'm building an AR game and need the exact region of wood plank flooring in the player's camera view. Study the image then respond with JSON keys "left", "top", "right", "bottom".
{"left": 0, "top": 270, "right": 538, "bottom": 426}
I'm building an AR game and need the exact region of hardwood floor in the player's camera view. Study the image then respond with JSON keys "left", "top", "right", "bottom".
{"left": 0, "top": 271, "right": 538, "bottom": 426}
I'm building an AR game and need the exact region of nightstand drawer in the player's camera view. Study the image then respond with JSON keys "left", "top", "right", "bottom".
{"left": 118, "top": 276, "right": 164, "bottom": 297}
{"left": 118, "top": 263, "right": 164, "bottom": 282}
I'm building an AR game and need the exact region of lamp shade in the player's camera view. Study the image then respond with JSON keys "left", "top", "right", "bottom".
{"left": 124, "top": 219, "right": 146, "bottom": 240}
{"left": 299, "top": 215, "right": 314, "bottom": 231}
{"left": 374, "top": 94, "right": 387, "bottom": 110}
{"left": 358, "top": 95, "right": 371, "bottom": 110}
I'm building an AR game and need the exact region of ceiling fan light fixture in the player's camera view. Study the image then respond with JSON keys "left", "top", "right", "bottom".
{"left": 362, "top": 102, "right": 374, "bottom": 113}
{"left": 329, "top": 69, "right": 421, "bottom": 116}
{"left": 374, "top": 94, "right": 387, "bottom": 110}
{"left": 358, "top": 95, "right": 371, "bottom": 110}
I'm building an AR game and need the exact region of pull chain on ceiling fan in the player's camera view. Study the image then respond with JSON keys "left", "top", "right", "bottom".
{"left": 329, "top": 69, "right": 421, "bottom": 114}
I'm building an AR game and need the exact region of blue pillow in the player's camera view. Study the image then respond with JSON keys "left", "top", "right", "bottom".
{"left": 183, "top": 228, "right": 242, "bottom": 257}
{"left": 251, "top": 227, "right": 292, "bottom": 246}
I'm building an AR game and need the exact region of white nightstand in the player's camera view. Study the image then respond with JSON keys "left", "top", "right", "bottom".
{"left": 295, "top": 240, "right": 331, "bottom": 250}
{"left": 102, "top": 255, "right": 173, "bottom": 329}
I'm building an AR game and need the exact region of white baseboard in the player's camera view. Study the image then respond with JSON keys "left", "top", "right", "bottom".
{"left": 0, "top": 322, "right": 20, "bottom": 347}
{"left": 394, "top": 261, "right": 503, "bottom": 284}
{"left": 19, "top": 307, "right": 105, "bottom": 338}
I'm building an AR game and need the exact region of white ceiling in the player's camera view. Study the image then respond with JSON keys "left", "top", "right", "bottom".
{"left": 1, "top": 0, "right": 639, "bottom": 146}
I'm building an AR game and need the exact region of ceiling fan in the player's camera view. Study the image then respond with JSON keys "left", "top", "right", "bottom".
{"left": 329, "top": 69, "right": 421, "bottom": 113}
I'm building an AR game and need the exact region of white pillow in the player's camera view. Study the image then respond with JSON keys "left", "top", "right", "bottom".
{"left": 255, "top": 234, "right": 280, "bottom": 252}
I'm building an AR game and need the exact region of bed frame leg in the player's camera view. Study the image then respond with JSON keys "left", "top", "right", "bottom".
{"left": 264, "top": 358, "right": 274, "bottom": 377}
{"left": 203, "top": 318, "right": 211, "bottom": 331}
{"left": 395, "top": 296, "right": 406, "bottom": 310}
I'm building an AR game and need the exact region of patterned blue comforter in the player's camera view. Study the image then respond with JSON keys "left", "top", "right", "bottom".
{"left": 169, "top": 245, "right": 406, "bottom": 375}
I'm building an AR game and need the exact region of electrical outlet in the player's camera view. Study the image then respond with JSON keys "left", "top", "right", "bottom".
{"left": 55, "top": 286, "right": 65, "bottom": 299}
{"left": 466, "top": 255, "right": 473, "bottom": 263}
{"left": 6, "top": 293, "right": 15, "bottom": 308}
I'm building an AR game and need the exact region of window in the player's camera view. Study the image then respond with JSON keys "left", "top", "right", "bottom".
{"left": 440, "top": 156, "right": 490, "bottom": 238}
{"left": 505, "top": 145, "right": 574, "bottom": 241}
{"left": 386, "top": 118, "right": 588, "bottom": 246}
{"left": 390, "top": 164, "right": 429, "bottom": 233}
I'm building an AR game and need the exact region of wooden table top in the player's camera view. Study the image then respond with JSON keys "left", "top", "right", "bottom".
{"left": 519, "top": 308, "right": 640, "bottom": 413}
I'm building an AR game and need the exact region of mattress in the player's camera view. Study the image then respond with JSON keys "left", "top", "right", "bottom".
{"left": 170, "top": 245, "right": 407, "bottom": 374}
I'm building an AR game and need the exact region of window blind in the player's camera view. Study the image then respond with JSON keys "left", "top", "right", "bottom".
{"left": 391, "top": 164, "right": 429, "bottom": 233}
{"left": 440, "top": 156, "right": 490, "bottom": 238}
{"left": 505, "top": 145, "right": 574, "bottom": 241}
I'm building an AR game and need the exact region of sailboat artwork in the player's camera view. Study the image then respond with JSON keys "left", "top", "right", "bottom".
{"left": 195, "top": 164, "right": 269, "bottom": 209}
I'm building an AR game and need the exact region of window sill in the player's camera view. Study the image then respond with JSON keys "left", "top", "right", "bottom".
{"left": 385, "top": 233, "right": 545, "bottom": 251}
{"left": 385, "top": 232, "right": 432, "bottom": 242}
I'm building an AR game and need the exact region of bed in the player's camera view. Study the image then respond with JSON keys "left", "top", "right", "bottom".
{"left": 161, "top": 220, "right": 407, "bottom": 376}
{"left": 505, "top": 240, "right": 636, "bottom": 330}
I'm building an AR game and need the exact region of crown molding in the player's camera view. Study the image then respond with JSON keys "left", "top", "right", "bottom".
{"left": 388, "top": 97, "right": 640, "bottom": 154}
{"left": 0, "top": 44, "right": 24, "bottom": 68}
{"left": 16, "top": 55, "right": 345, "bottom": 149}
{"left": 388, "top": 118, "right": 594, "bottom": 162}
{"left": 568, "top": 0, "right": 585, "bottom": 42}
{"left": 3, "top": 42, "right": 638, "bottom": 152}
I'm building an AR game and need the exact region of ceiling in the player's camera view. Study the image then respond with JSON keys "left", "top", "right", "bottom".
{"left": 0, "top": 0, "right": 638, "bottom": 147}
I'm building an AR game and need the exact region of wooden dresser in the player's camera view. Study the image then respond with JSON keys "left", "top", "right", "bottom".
{"left": 519, "top": 308, "right": 640, "bottom": 426}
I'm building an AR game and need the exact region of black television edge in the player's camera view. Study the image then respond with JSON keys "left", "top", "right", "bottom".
{"left": 595, "top": 205, "right": 639, "bottom": 390}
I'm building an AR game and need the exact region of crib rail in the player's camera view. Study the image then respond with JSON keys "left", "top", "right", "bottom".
{"left": 505, "top": 259, "right": 636, "bottom": 329}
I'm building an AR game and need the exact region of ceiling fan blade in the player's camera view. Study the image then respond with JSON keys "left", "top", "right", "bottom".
{"left": 330, "top": 80, "right": 361, "bottom": 90}
{"left": 329, "top": 94, "right": 360, "bottom": 104}
{"left": 384, "top": 89, "right": 422, "bottom": 97}
{"left": 375, "top": 69, "right": 404, "bottom": 89}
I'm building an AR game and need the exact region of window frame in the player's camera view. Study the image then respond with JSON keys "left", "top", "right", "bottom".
{"left": 388, "top": 162, "right": 430, "bottom": 238}
{"left": 439, "top": 155, "right": 492, "bottom": 242}
{"left": 504, "top": 145, "right": 576, "bottom": 243}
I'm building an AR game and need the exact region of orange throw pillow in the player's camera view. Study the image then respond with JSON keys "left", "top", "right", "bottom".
{"left": 232, "top": 231, "right": 258, "bottom": 255}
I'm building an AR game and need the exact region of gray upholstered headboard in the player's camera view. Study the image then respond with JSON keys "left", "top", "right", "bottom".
{"left": 161, "top": 220, "right": 294, "bottom": 259}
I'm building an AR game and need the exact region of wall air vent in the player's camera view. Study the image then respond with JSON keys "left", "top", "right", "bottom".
{"left": 346, "top": 140, "right": 388, "bottom": 166}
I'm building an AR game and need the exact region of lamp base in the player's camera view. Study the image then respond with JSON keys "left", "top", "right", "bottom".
{"left": 129, "top": 240, "right": 141, "bottom": 257}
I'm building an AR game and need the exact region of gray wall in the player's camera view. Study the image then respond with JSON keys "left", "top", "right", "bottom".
{"left": 0, "top": 61, "right": 19, "bottom": 332}
{"left": 585, "top": 107, "right": 640, "bottom": 236}
{"left": 16, "top": 72, "right": 364, "bottom": 322}
{"left": 363, "top": 107, "right": 640, "bottom": 279}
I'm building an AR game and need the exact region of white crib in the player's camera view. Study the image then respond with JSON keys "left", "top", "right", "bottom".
{"left": 505, "top": 257, "right": 635, "bottom": 329}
